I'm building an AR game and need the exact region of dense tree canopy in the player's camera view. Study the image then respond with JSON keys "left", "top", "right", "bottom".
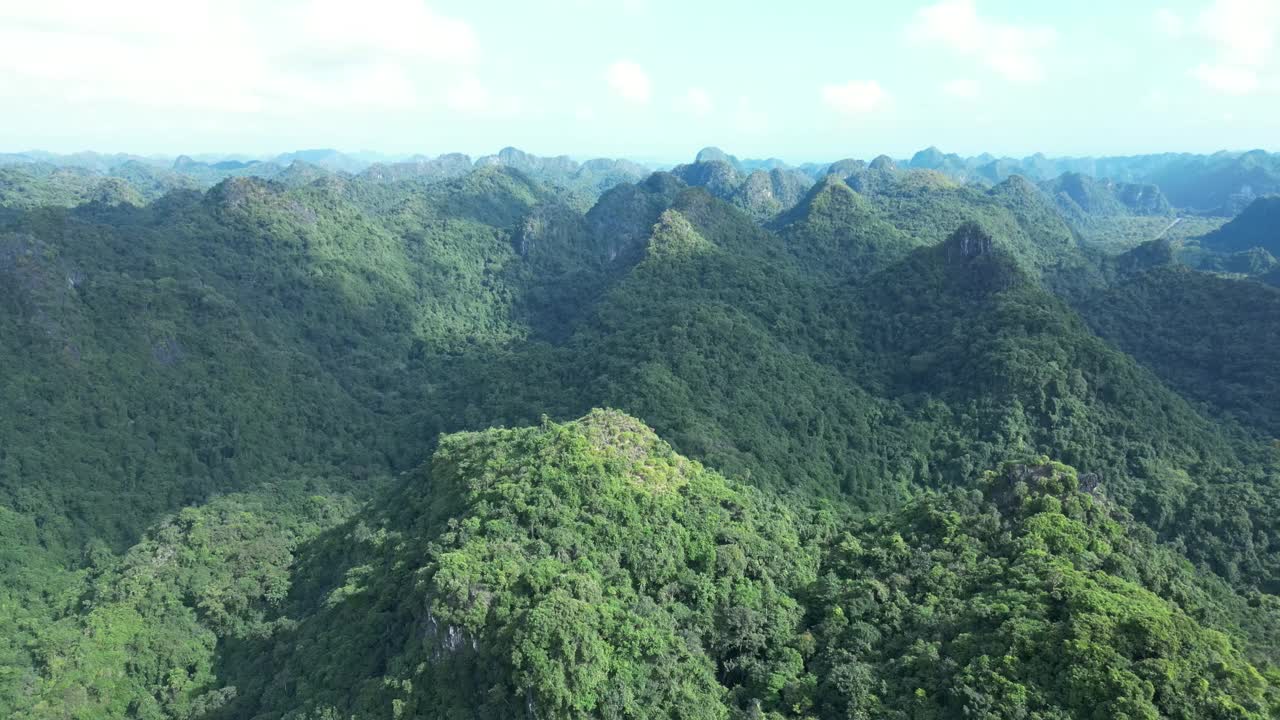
{"left": 2, "top": 154, "right": 1279, "bottom": 718}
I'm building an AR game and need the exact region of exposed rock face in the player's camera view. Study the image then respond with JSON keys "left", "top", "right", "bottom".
{"left": 584, "top": 172, "right": 685, "bottom": 265}
{"left": 1, "top": 232, "right": 81, "bottom": 347}
{"left": 732, "top": 168, "right": 814, "bottom": 220}
{"left": 1113, "top": 181, "right": 1170, "bottom": 215}
{"left": 939, "top": 221, "right": 1024, "bottom": 295}
{"left": 945, "top": 221, "right": 995, "bottom": 261}
{"left": 515, "top": 202, "right": 586, "bottom": 259}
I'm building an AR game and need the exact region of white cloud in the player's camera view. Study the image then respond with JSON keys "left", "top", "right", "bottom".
{"left": 605, "top": 60, "right": 652, "bottom": 104}
{"left": 821, "top": 80, "right": 888, "bottom": 115}
{"left": 1199, "top": 0, "right": 1277, "bottom": 67}
{"left": 907, "top": 0, "right": 1054, "bottom": 84}
{"left": 1194, "top": 63, "right": 1259, "bottom": 94}
{"left": 1190, "top": 0, "right": 1279, "bottom": 94}
{"left": 681, "top": 87, "right": 713, "bottom": 117}
{"left": 0, "top": 0, "right": 478, "bottom": 115}
{"left": 942, "top": 78, "right": 980, "bottom": 99}
{"left": 1154, "top": 8, "right": 1185, "bottom": 37}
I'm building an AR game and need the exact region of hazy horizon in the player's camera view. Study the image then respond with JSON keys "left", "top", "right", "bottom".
{"left": 5, "top": 143, "right": 1280, "bottom": 171}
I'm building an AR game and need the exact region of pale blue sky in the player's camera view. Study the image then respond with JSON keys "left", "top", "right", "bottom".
{"left": 1, "top": 0, "right": 1277, "bottom": 162}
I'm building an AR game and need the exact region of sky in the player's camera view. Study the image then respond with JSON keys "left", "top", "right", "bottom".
{"left": 1, "top": 0, "right": 1278, "bottom": 163}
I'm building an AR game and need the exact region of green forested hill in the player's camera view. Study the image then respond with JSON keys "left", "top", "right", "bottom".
{"left": 16, "top": 413, "right": 1279, "bottom": 719}
{"left": 0, "top": 168, "right": 569, "bottom": 553}
{"left": 3, "top": 159, "right": 1280, "bottom": 718}
{"left": 1201, "top": 196, "right": 1280, "bottom": 255}
{"left": 1082, "top": 266, "right": 1280, "bottom": 437}
{"left": 781, "top": 165, "right": 1104, "bottom": 295}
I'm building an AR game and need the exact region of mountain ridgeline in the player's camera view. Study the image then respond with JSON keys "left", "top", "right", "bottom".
{"left": 2, "top": 145, "right": 1280, "bottom": 718}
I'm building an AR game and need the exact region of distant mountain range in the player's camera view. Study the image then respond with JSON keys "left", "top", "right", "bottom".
{"left": 4, "top": 144, "right": 1277, "bottom": 215}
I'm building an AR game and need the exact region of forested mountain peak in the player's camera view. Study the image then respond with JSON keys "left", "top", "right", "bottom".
{"left": 59, "top": 412, "right": 1273, "bottom": 719}
{"left": 944, "top": 219, "right": 997, "bottom": 260}
{"left": 584, "top": 172, "right": 686, "bottom": 265}
{"left": 989, "top": 173, "right": 1040, "bottom": 200}
{"left": 644, "top": 208, "right": 717, "bottom": 260}
{"left": 204, "top": 174, "right": 283, "bottom": 210}
{"left": 671, "top": 158, "right": 743, "bottom": 196}
{"left": 1202, "top": 195, "right": 1280, "bottom": 254}
{"left": 925, "top": 219, "right": 1025, "bottom": 296}
{"left": 1042, "top": 171, "right": 1172, "bottom": 218}
{"left": 476, "top": 145, "right": 577, "bottom": 176}
{"left": 867, "top": 154, "right": 897, "bottom": 172}
{"left": 908, "top": 145, "right": 947, "bottom": 167}
{"left": 788, "top": 175, "right": 862, "bottom": 212}
{"left": 274, "top": 159, "right": 335, "bottom": 187}
{"left": 824, "top": 158, "right": 868, "bottom": 177}
{"left": 87, "top": 177, "right": 146, "bottom": 207}
{"left": 1114, "top": 237, "right": 1178, "bottom": 276}
{"left": 694, "top": 145, "right": 740, "bottom": 168}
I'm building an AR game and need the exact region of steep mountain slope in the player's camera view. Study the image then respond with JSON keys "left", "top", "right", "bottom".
{"left": 0, "top": 167, "right": 588, "bottom": 553}
{"left": 807, "top": 460, "right": 1280, "bottom": 719}
{"left": 473, "top": 147, "right": 650, "bottom": 209}
{"left": 1041, "top": 171, "right": 1171, "bottom": 219}
{"left": 907, "top": 145, "right": 986, "bottom": 182}
{"left": 778, "top": 165, "right": 1103, "bottom": 293}
{"left": 1201, "top": 196, "right": 1280, "bottom": 255}
{"left": 672, "top": 156, "right": 816, "bottom": 221}
{"left": 21, "top": 415, "right": 1277, "bottom": 718}
{"left": 211, "top": 410, "right": 818, "bottom": 719}
{"left": 841, "top": 225, "right": 1263, "bottom": 542}
{"left": 474, "top": 198, "right": 1276, "bottom": 588}
{"left": 1082, "top": 266, "right": 1280, "bottom": 437}
{"left": 3, "top": 164, "right": 1274, "bottom": 582}
{"left": 776, "top": 178, "right": 921, "bottom": 277}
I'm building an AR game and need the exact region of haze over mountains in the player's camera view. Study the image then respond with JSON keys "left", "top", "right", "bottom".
{"left": 6, "top": 144, "right": 1280, "bottom": 216}
{"left": 3, "top": 139, "right": 1280, "bottom": 718}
